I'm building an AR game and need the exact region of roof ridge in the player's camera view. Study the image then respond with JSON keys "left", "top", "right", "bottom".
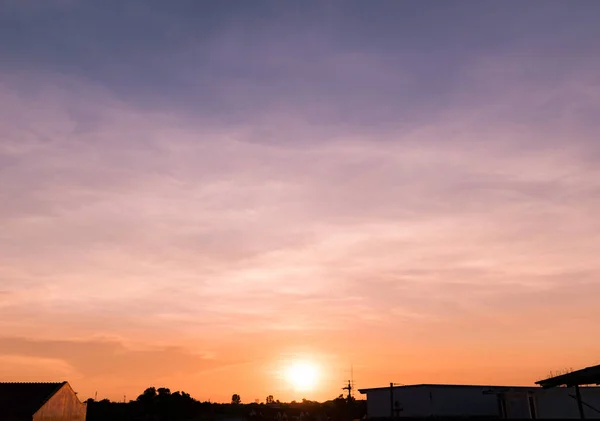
{"left": 0, "top": 381, "right": 66, "bottom": 384}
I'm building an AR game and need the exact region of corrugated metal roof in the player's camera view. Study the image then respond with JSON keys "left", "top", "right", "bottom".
{"left": 0, "top": 382, "right": 66, "bottom": 419}
{"left": 536, "top": 364, "right": 600, "bottom": 388}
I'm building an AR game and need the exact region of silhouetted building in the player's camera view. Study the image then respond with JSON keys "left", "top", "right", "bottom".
{"left": 359, "top": 383, "right": 600, "bottom": 419}
{"left": 537, "top": 363, "right": 600, "bottom": 419}
{"left": 0, "top": 382, "right": 87, "bottom": 421}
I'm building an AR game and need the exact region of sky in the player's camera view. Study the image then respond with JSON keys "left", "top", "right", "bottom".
{"left": 1, "top": 0, "right": 600, "bottom": 403}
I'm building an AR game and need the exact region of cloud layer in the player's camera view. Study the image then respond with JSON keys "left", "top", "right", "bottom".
{"left": 1, "top": 0, "right": 600, "bottom": 402}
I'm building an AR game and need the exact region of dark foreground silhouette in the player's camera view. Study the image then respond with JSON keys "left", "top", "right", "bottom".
{"left": 86, "top": 387, "right": 365, "bottom": 421}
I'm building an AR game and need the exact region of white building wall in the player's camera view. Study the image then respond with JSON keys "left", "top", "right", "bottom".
{"left": 393, "top": 387, "right": 430, "bottom": 418}
{"left": 533, "top": 387, "right": 600, "bottom": 419}
{"left": 503, "top": 392, "right": 532, "bottom": 419}
{"left": 363, "top": 385, "right": 600, "bottom": 419}
{"left": 364, "top": 386, "right": 505, "bottom": 418}
{"left": 427, "top": 386, "right": 500, "bottom": 417}
{"left": 364, "top": 388, "right": 392, "bottom": 418}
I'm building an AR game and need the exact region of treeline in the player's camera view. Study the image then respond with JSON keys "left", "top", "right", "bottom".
{"left": 86, "top": 387, "right": 366, "bottom": 421}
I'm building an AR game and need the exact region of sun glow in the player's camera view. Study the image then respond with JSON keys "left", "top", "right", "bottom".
{"left": 285, "top": 361, "right": 319, "bottom": 391}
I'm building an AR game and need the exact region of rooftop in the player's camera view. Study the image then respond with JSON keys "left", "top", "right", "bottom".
{"left": 536, "top": 364, "right": 600, "bottom": 388}
{"left": 358, "top": 384, "right": 538, "bottom": 393}
{"left": 0, "top": 382, "right": 67, "bottom": 418}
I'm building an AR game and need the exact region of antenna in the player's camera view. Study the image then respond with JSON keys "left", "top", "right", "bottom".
{"left": 342, "top": 364, "right": 355, "bottom": 401}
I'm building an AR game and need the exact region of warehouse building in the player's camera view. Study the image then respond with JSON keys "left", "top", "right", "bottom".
{"left": 0, "top": 381, "right": 87, "bottom": 421}
{"left": 359, "top": 380, "right": 600, "bottom": 419}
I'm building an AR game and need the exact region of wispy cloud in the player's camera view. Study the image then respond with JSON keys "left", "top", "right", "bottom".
{"left": 1, "top": 0, "right": 599, "bottom": 402}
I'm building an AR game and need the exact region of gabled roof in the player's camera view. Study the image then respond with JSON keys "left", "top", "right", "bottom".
{"left": 536, "top": 364, "right": 600, "bottom": 388}
{"left": 0, "top": 382, "right": 66, "bottom": 419}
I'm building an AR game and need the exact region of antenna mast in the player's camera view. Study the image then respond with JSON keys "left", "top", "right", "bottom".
{"left": 342, "top": 364, "right": 355, "bottom": 401}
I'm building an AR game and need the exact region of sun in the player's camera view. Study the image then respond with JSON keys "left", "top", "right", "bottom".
{"left": 285, "top": 361, "right": 319, "bottom": 391}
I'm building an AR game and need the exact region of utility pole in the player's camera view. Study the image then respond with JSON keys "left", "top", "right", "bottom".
{"left": 342, "top": 364, "right": 355, "bottom": 401}
{"left": 389, "top": 383, "right": 394, "bottom": 420}
{"left": 575, "top": 385, "right": 585, "bottom": 419}
{"left": 341, "top": 364, "right": 356, "bottom": 421}
{"left": 342, "top": 379, "right": 354, "bottom": 421}
{"left": 389, "top": 383, "right": 403, "bottom": 420}
{"left": 343, "top": 381, "right": 353, "bottom": 401}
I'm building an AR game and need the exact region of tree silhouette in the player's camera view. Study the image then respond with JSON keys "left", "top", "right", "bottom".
{"left": 86, "top": 385, "right": 367, "bottom": 421}
{"left": 137, "top": 387, "right": 157, "bottom": 402}
{"left": 157, "top": 387, "right": 171, "bottom": 397}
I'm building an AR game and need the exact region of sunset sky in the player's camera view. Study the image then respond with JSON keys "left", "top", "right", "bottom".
{"left": 1, "top": 0, "right": 600, "bottom": 404}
